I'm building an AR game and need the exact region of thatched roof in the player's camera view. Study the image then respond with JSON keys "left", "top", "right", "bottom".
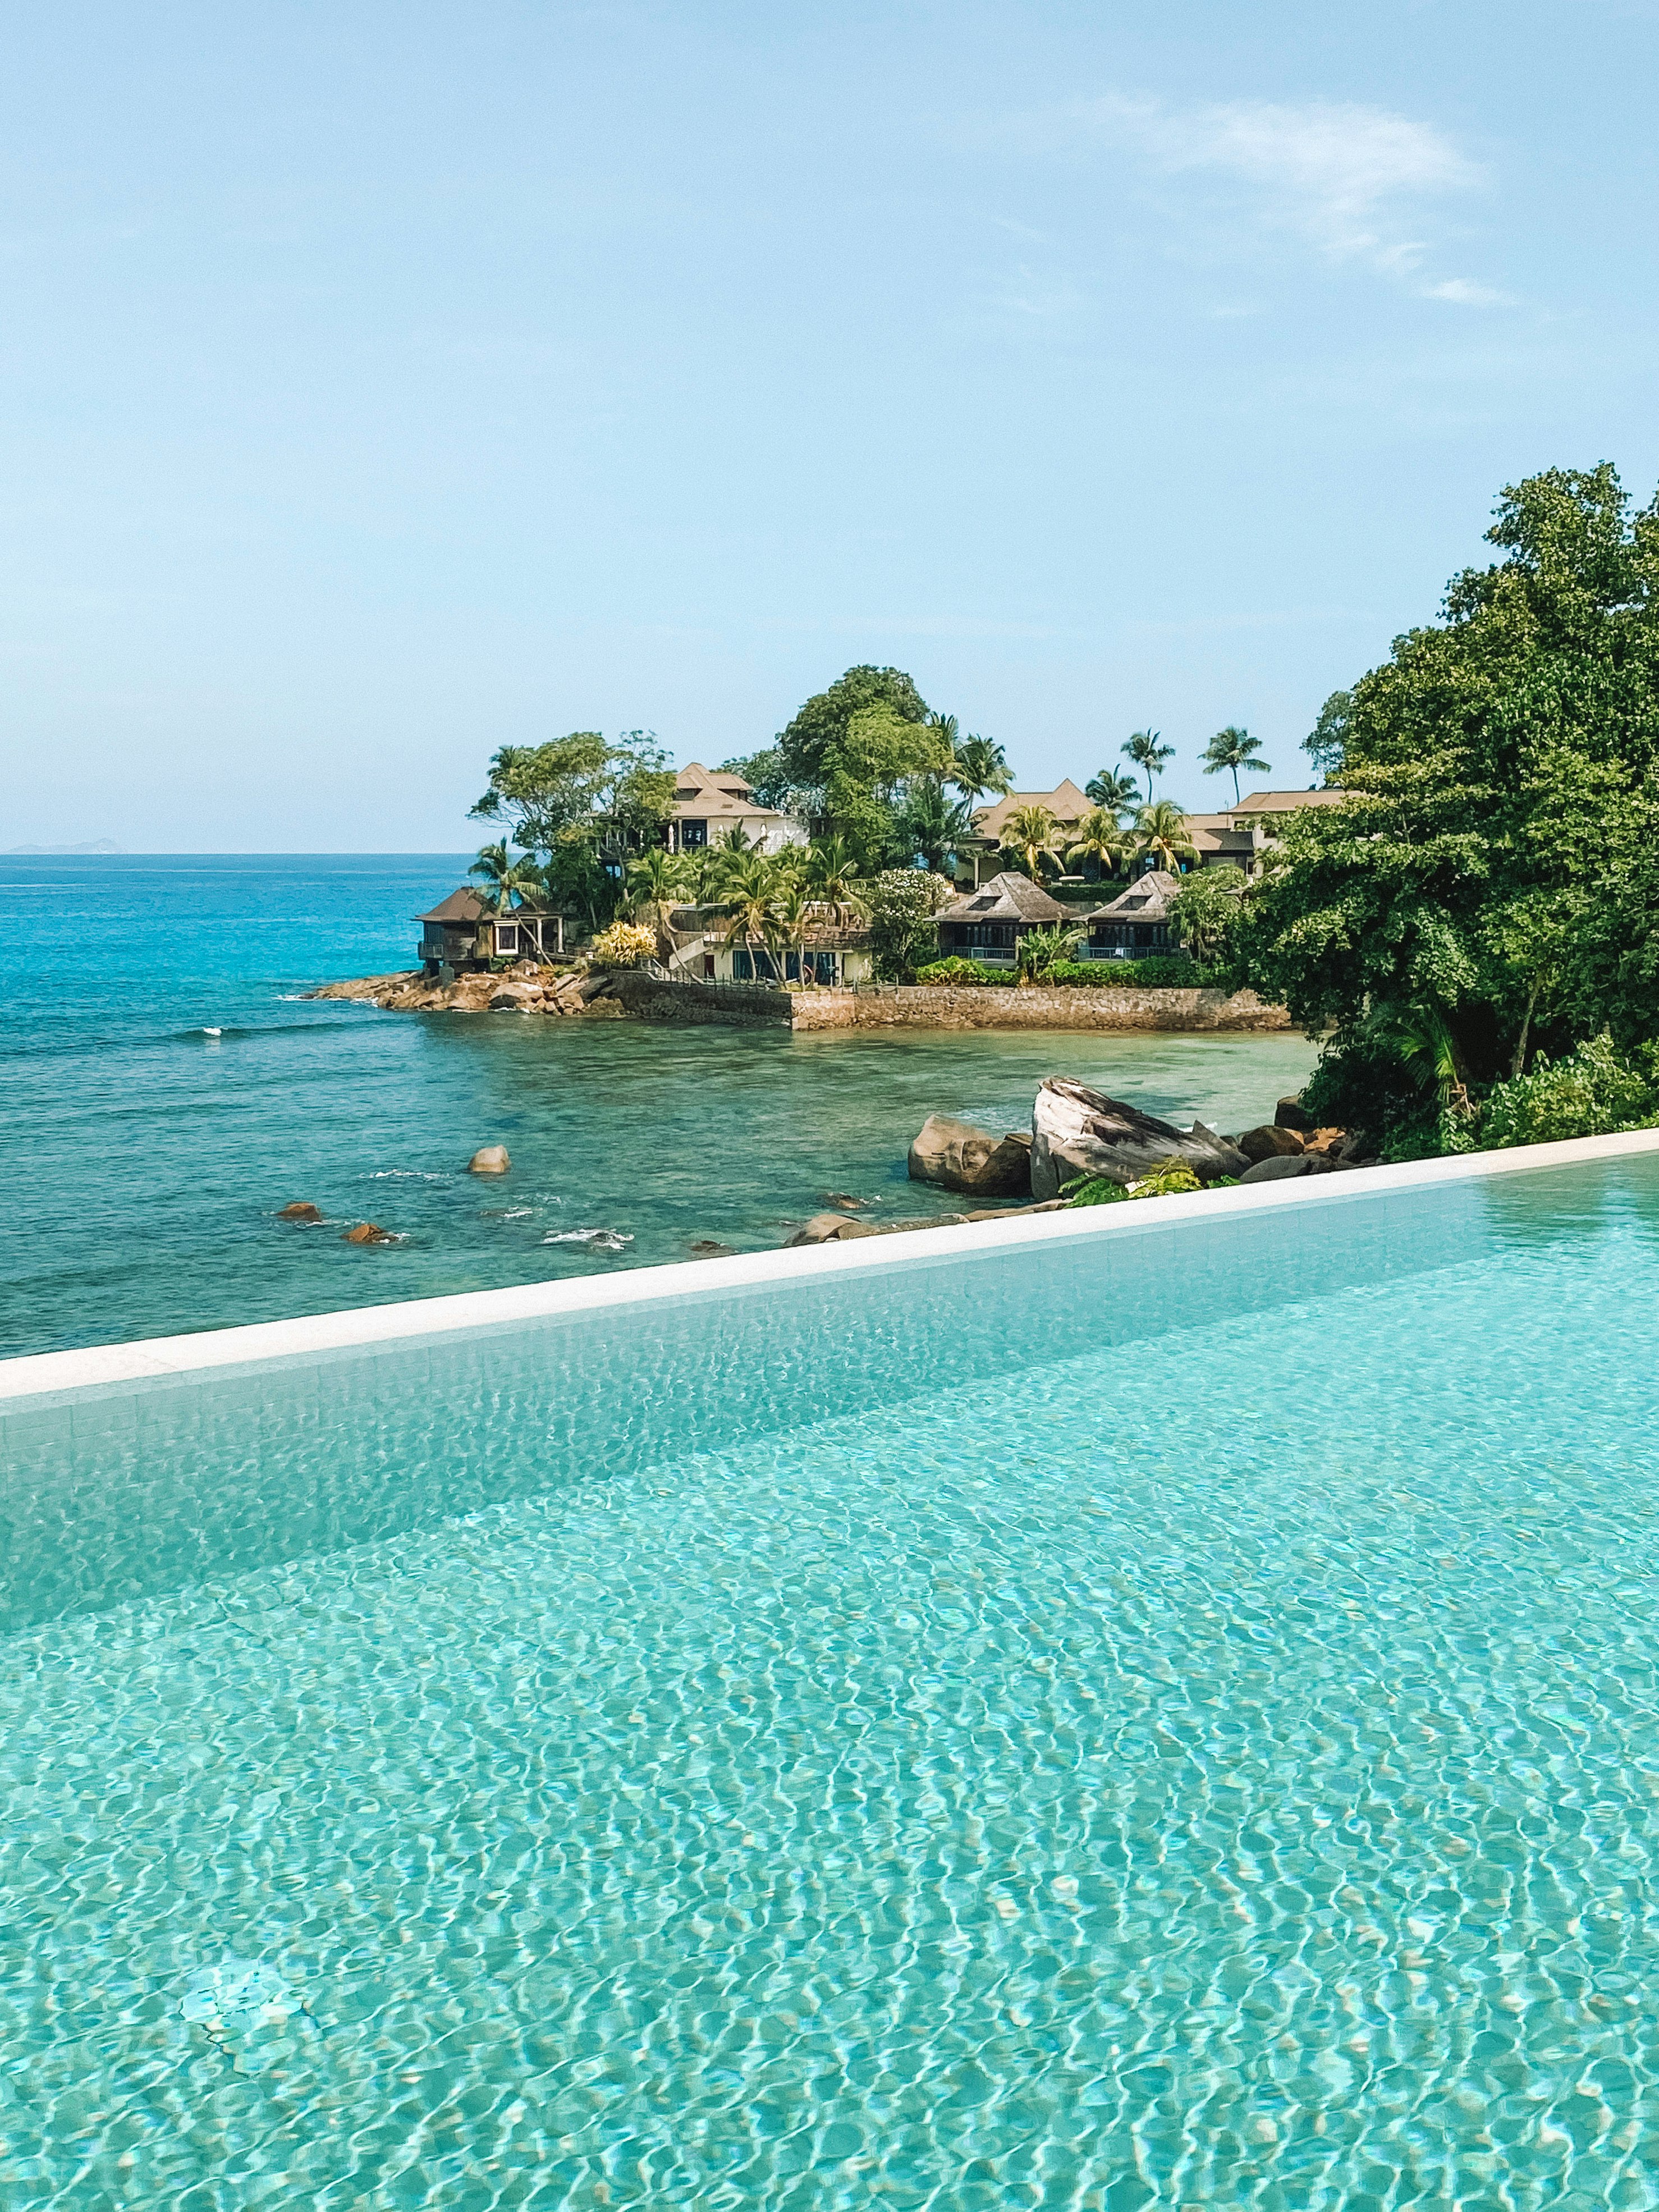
{"left": 969, "top": 781, "right": 1092, "bottom": 841}
{"left": 1084, "top": 869, "right": 1182, "bottom": 923}
{"left": 416, "top": 888, "right": 490, "bottom": 924}
{"left": 937, "top": 871, "right": 1069, "bottom": 924}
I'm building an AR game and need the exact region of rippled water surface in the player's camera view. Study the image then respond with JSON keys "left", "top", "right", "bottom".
{"left": 6, "top": 1160, "right": 1659, "bottom": 2207}
{"left": 0, "top": 853, "right": 1315, "bottom": 1357}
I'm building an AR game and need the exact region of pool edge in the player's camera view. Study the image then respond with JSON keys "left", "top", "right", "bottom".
{"left": 7, "top": 1126, "right": 1659, "bottom": 1409}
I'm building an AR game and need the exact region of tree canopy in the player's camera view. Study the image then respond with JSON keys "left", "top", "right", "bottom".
{"left": 1234, "top": 463, "right": 1659, "bottom": 1145}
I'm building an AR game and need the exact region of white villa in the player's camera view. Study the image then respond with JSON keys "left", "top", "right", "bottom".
{"left": 664, "top": 764, "right": 806, "bottom": 857}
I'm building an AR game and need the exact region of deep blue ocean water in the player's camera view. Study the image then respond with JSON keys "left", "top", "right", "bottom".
{"left": 0, "top": 855, "right": 1316, "bottom": 1358}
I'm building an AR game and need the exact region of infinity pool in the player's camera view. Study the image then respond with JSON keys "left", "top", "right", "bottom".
{"left": 4, "top": 1152, "right": 1659, "bottom": 2208}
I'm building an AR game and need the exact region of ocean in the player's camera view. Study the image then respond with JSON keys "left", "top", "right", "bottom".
{"left": 0, "top": 854, "right": 1317, "bottom": 1358}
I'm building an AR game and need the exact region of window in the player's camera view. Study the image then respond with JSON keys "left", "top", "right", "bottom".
{"left": 681, "top": 819, "right": 708, "bottom": 849}
{"left": 495, "top": 923, "right": 519, "bottom": 955}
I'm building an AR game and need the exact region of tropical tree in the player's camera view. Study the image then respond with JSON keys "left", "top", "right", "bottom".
{"left": 1084, "top": 768, "right": 1142, "bottom": 818}
{"left": 1016, "top": 922, "right": 1084, "bottom": 983}
{"left": 864, "top": 871, "right": 954, "bottom": 981}
{"left": 776, "top": 666, "right": 933, "bottom": 795}
{"left": 950, "top": 732, "right": 1014, "bottom": 803}
{"left": 468, "top": 840, "right": 543, "bottom": 913}
{"left": 1201, "top": 726, "right": 1275, "bottom": 804}
{"left": 899, "top": 781, "right": 977, "bottom": 874}
{"left": 705, "top": 851, "right": 788, "bottom": 980}
{"left": 1302, "top": 693, "right": 1351, "bottom": 785}
{"left": 1167, "top": 863, "right": 1247, "bottom": 963}
{"left": 1133, "top": 801, "right": 1199, "bottom": 874}
{"left": 1233, "top": 461, "right": 1659, "bottom": 1154}
{"left": 998, "top": 803, "right": 1060, "bottom": 881}
{"left": 472, "top": 731, "right": 675, "bottom": 862}
{"left": 1121, "top": 728, "right": 1175, "bottom": 802}
{"left": 803, "top": 837, "right": 868, "bottom": 928}
{"left": 1065, "top": 807, "right": 1131, "bottom": 881}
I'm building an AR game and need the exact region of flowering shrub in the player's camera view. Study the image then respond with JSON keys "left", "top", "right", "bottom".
{"left": 589, "top": 920, "right": 658, "bottom": 968}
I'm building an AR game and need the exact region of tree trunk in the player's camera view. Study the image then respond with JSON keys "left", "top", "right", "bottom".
{"left": 1511, "top": 978, "right": 1540, "bottom": 1080}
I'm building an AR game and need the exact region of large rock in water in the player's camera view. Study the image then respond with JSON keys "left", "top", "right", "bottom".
{"left": 1030, "top": 1078, "right": 1251, "bottom": 1201}
{"left": 908, "top": 1115, "right": 1033, "bottom": 1197}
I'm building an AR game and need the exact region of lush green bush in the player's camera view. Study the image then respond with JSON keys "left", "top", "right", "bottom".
{"left": 913, "top": 954, "right": 1215, "bottom": 989}
{"left": 1475, "top": 1035, "right": 1656, "bottom": 1149}
{"left": 866, "top": 871, "right": 955, "bottom": 981}
{"left": 913, "top": 957, "right": 1016, "bottom": 986}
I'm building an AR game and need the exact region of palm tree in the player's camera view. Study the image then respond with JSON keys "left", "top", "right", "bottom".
{"left": 624, "top": 847, "right": 695, "bottom": 963}
{"left": 1015, "top": 921, "right": 1084, "bottom": 983}
{"left": 950, "top": 733, "right": 1014, "bottom": 803}
{"left": 901, "top": 782, "right": 977, "bottom": 875}
{"left": 998, "top": 803, "right": 1060, "bottom": 882}
{"left": 803, "top": 837, "right": 868, "bottom": 928}
{"left": 772, "top": 881, "right": 816, "bottom": 984}
{"left": 1121, "top": 728, "right": 1175, "bottom": 802}
{"left": 1201, "top": 726, "right": 1274, "bottom": 805}
{"left": 1133, "top": 801, "right": 1199, "bottom": 875}
{"left": 1065, "top": 806, "right": 1131, "bottom": 882}
{"left": 1084, "top": 768, "right": 1141, "bottom": 819}
{"left": 705, "top": 850, "right": 787, "bottom": 981}
{"left": 469, "top": 840, "right": 543, "bottom": 913}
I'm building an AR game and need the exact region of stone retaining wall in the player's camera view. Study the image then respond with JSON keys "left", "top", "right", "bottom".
{"left": 610, "top": 973, "right": 1290, "bottom": 1033}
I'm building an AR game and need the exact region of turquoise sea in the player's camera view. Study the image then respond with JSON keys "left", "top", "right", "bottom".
{"left": 0, "top": 854, "right": 1316, "bottom": 1359}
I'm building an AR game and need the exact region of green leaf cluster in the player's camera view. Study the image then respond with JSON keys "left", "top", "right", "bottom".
{"left": 1236, "top": 463, "right": 1659, "bottom": 1147}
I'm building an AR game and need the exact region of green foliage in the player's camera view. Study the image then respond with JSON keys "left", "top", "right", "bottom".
{"left": 468, "top": 840, "right": 543, "bottom": 913}
{"left": 1016, "top": 922, "right": 1084, "bottom": 981}
{"left": 1167, "top": 865, "right": 1248, "bottom": 963}
{"left": 1200, "top": 726, "right": 1273, "bottom": 804}
{"left": 1133, "top": 800, "right": 1198, "bottom": 874}
{"left": 1235, "top": 462, "right": 1659, "bottom": 1151}
{"left": 864, "top": 870, "right": 954, "bottom": 981}
{"left": 472, "top": 731, "right": 676, "bottom": 867}
{"left": 1475, "top": 1034, "right": 1656, "bottom": 1149}
{"left": 1122, "top": 728, "right": 1174, "bottom": 800}
{"left": 1304, "top": 690, "right": 1352, "bottom": 783}
{"left": 1084, "top": 769, "right": 1142, "bottom": 817}
{"left": 776, "top": 667, "right": 933, "bottom": 795}
{"left": 911, "top": 954, "right": 1213, "bottom": 989}
{"left": 1060, "top": 1174, "right": 1129, "bottom": 1206}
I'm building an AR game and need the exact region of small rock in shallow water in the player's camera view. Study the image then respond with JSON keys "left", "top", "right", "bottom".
{"left": 276, "top": 1201, "right": 322, "bottom": 1222}
{"left": 689, "top": 1239, "right": 736, "bottom": 1258}
{"left": 821, "top": 1191, "right": 867, "bottom": 1208}
{"left": 342, "top": 1221, "right": 395, "bottom": 1243}
{"left": 468, "top": 1145, "right": 511, "bottom": 1174}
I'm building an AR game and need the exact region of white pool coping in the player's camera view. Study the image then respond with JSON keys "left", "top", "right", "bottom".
{"left": 6, "top": 1127, "right": 1659, "bottom": 1410}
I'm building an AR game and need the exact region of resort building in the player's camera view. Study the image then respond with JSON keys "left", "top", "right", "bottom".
{"left": 1082, "top": 870, "right": 1182, "bottom": 960}
{"left": 416, "top": 890, "right": 564, "bottom": 977}
{"left": 665, "top": 764, "right": 806, "bottom": 857}
{"left": 933, "top": 872, "right": 1069, "bottom": 967}
{"left": 661, "top": 905, "right": 874, "bottom": 988}
{"left": 955, "top": 781, "right": 1093, "bottom": 887}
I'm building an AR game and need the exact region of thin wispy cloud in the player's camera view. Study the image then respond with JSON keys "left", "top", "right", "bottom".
{"left": 1010, "top": 93, "right": 1510, "bottom": 305}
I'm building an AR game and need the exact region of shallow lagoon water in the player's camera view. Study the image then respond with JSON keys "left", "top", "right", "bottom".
{"left": 5, "top": 1158, "right": 1659, "bottom": 2206}
{"left": 0, "top": 854, "right": 1315, "bottom": 1355}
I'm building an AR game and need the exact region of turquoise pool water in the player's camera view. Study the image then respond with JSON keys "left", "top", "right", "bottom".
{"left": 0, "top": 853, "right": 1316, "bottom": 1359}
{"left": 5, "top": 1158, "right": 1659, "bottom": 2207}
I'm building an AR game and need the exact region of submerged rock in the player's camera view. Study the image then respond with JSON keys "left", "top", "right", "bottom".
{"left": 276, "top": 1201, "right": 323, "bottom": 1222}
{"left": 688, "top": 1239, "right": 736, "bottom": 1259}
{"left": 468, "top": 1146, "right": 511, "bottom": 1175}
{"left": 908, "top": 1114, "right": 1033, "bottom": 1197}
{"left": 785, "top": 1212, "right": 880, "bottom": 1247}
{"left": 1030, "top": 1078, "right": 1250, "bottom": 1201}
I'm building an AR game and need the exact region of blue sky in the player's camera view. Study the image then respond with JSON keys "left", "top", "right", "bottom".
{"left": 4, "top": 0, "right": 1657, "bottom": 849}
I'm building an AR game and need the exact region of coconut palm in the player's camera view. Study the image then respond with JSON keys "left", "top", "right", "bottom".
{"left": 1121, "top": 728, "right": 1175, "bottom": 802}
{"left": 1065, "top": 807, "right": 1131, "bottom": 881}
{"left": 998, "top": 803, "right": 1060, "bottom": 882}
{"left": 1084, "top": 768, "right": 1141, "bottom": 819}
{"left": 901, "top": 781, "right": 978, "bottom": 875}
{"left": 949, "top": 732, "right": 1014, "bottom": 803}
{"left": 1200, "top": 725, "right": 1275, "bottom": 804}
{"left": 803, "top": 837, "right": 868, "bottom": 928}
{"left": 1133, "top": 801, "right": 1199, "bottom": 874}
{"left": 624, "top": 847, "right": 696, "bottom": 964}
{"left": 469, "top": 840, "right": 543, "bottom": 913}
{"left": 705, "top": 850, "right": 787, "bottom": 981}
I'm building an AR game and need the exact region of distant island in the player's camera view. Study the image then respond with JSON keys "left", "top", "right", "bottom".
{"left": 7, "top": 839, "right": 125, "bottom": 854}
